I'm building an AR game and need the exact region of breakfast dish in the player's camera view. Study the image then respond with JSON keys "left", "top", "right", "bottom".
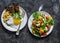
{"left": 3, "top": 3, "right": 22, "bottom": 25}
{"left": 1, "top": 3, "right": 27, "bottom": 31}
{"left": 28, "top": 11, "right": 54, "bottom": 37}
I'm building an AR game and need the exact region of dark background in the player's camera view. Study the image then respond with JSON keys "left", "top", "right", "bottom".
{"left": 0, "top": 0, "right": 60, "bottom": 43}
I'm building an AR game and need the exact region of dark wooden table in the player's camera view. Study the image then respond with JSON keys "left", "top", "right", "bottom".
{"left": 0, "top": 0, "right": 60, "bottom": 43}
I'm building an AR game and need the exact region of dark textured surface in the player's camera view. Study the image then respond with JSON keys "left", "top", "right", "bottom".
{"left": 0, "top": 0, "right": 60, "bottom": 43}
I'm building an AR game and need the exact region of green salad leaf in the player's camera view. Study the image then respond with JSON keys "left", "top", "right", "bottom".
{"left": 44, "top": 18, "right": 54, "bottom": 25}
{"left": 13, "top": 12, "right": 21, "bottom": 19}
{"left": 33, "top": 12, "right": 39, "bottom": 20}
{"left": 48, "top": 19, "right": 54, "bottom": 25}
{"left": 31, "top": 26, "right": 40, "bottom": 36}
{"left": 41, "top": 24, "right": 46, "bottom": 29}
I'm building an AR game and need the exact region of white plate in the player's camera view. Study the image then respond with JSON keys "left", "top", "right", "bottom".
{"left": 1, "top": 7, "right": 27, "bottom": 32}
{"left": 28, "top": 11, "right": 54, "bottom": 37}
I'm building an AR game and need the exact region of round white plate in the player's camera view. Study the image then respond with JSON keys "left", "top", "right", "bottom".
{"left": 28, "top": 11, "right": 54, "bottom": 37}
{"left": 1, "top": 7, "right": 27, "bottom": 32}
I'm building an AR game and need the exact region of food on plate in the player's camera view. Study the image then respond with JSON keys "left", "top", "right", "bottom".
{"left": 3, "top": 11, "right": 12, "bottom": 23}
{"left": 31, "top": 12, "right": 54, "bottom": 37}
{"left": 3, "top": 3, "right": 22, "bottom": 25}
{"left": 13, "top": 18, "right": 21, "bottom": 25}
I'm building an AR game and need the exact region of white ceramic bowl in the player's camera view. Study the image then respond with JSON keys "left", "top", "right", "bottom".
{"left": 28, "top": 11, "right": 54, "bottom": 37}
{"left": 1, "top": 7, "right": 27, "bottom": 32}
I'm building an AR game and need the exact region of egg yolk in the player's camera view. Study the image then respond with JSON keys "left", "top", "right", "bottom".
{"left": 13, "top": 18, "right": 21, "bottom": 25}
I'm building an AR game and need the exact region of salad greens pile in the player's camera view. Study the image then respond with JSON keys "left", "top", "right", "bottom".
{"left": 5, "top": 3, "right": 22, "bottom": 25}
{"left": 13, "top": 12, "right": 22, "bottom": 19}
{"left": 32, "top": 12, "right": 54, "bottom": 37}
